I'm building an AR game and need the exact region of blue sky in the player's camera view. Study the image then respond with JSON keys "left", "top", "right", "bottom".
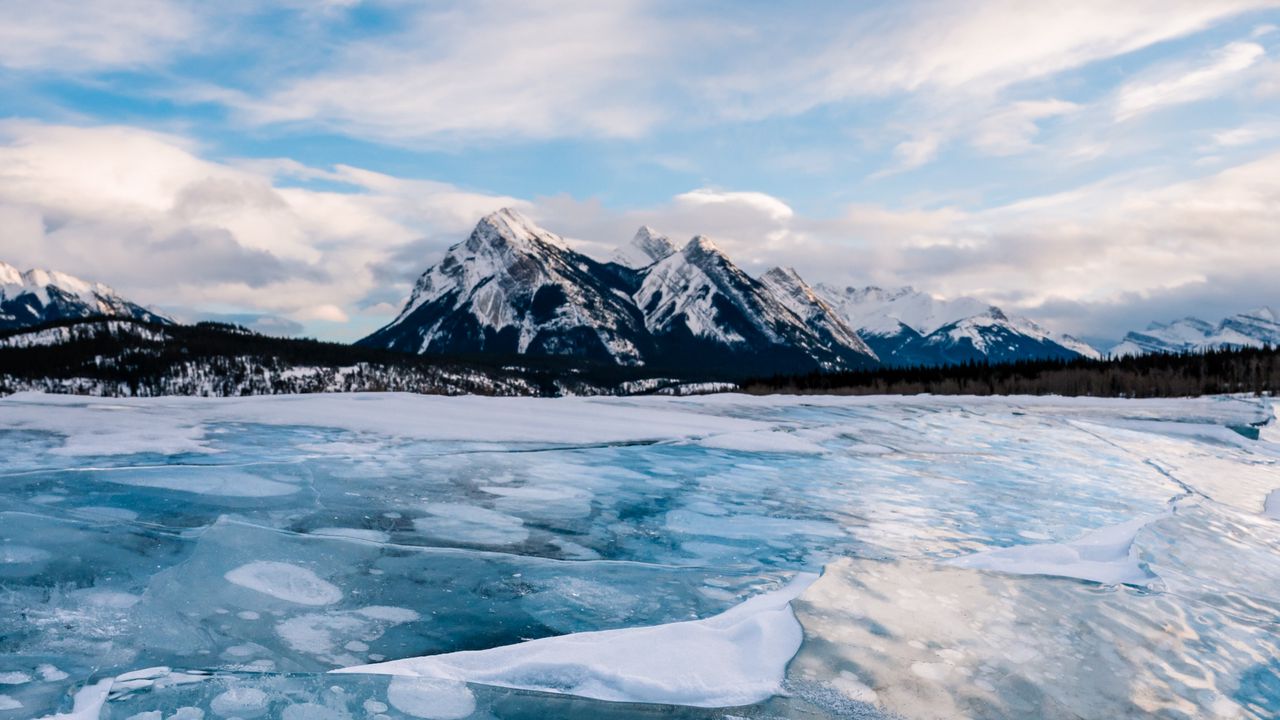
{"left": 0, "top": 0, "right": 1278, "bottom": 343}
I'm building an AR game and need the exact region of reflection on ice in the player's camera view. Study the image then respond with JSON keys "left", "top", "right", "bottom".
{"left": 0, "top": 391, "right": 1276, "bottom": 718}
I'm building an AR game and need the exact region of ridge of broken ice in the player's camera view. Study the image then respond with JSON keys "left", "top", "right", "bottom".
{"left": 335, "top": 573, "right": 818, "bottom": 707}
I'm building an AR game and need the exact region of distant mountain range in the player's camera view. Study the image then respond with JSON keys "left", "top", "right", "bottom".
{"left": 1, "top": 261, "right": 168, "bottom": 331}
{"left": 3, "top": 210, "right": 1274, "bottom": 385}
{"left": 358, "top": 209, "right": 1098, "bottom": 376}
{"left": 1109, "top": 308, "right": 1280, "bottom": 357}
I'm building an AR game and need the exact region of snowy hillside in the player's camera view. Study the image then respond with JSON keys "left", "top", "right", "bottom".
{"left": 0, "top": 260, "right": 169, "bottom": 331}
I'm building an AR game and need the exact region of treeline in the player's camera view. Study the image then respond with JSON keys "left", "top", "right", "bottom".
{"left": 0, "top": 319, "right": 564, "bottom": 397}
{"left": 0, "top": 318, "right": 704, "bottom": 397}
{"left": 742, "top": 345, "right": 1280, "bottom": 398}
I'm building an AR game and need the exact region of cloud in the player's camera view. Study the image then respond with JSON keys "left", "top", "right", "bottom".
{"left": 971, "top": 100, "right": 1080, "bottom": 156}
{"left": 673, "top": 189, "right": 794, "bottom": 221}
{"left": 0, "top": 0, "right": 198, "bottom": 71}
{"left": 703, "top": 1, "right": 1273, "bottom": 119}
{"left": 537, "top": 152, "right": 1279, "bottom": 340}
{"left": 0, "top": 122, "right": 520, "bottom": 338}
{"left": 1115, "top": 41, "right": 1267, "bottom": 121}
{"left": 1, "top": 118, "right": 1274, "bottom": 345}
{"left": 225, "top": 1, "right": 667, "bottom": 144}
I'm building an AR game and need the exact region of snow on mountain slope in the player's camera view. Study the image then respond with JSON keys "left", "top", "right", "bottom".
{"left": 814, "top": 284, "right": 990, "bottom": 337}
{"left": 923, "top": 308, "right": 1098, "bottom": 364}
{"left": 635, "top": 238, "right": 876, "bottom": 372}
{"left": 0, "top": 261, "right": 169, "bottom": 331}
{"left": 359, "top": 209, "right": 652, "bottom": 365}
{"left": 1110, "top": 307, "right": 1280, "bottom": 357}
{"left": 611, "top": 226, "right": 676, "bottom": 269}
{"left": 758, "top": 267, "right": 877, "bottom": 362}
{"left": 813, "top": 284, "right": 1098, "bottom": 365}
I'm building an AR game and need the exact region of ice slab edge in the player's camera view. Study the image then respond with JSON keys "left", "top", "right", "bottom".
{"left": 335, "top": 572, "right": 820, "bottom": 708}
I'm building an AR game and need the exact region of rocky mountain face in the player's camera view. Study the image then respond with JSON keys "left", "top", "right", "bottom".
{"left": 361, "top": 210, "right": 880, "bottom": 376}
{"left": 0, "top": 261, "right": 168, "bottom": 331}
{"left": 1110, "top": 308, "right": 1280, "bottom": 357}
{"left": 359, "top": 209, "right": 653, "bottom": 366}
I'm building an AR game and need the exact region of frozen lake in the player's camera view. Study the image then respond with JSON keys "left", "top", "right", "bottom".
{"left": 0, "top": 391, "right": 1277, "bottom": 719}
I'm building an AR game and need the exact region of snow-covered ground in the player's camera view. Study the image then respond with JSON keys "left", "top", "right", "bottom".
{"left": 0, "top": 391, "right": 1276, "bottom": 719}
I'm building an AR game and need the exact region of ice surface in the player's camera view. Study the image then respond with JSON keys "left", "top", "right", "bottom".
{"left": 0, "top": 391, "right": 1277, "bottom": 718}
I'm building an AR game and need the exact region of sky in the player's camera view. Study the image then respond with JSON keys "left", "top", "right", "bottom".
{"left": 0, "top": 0, "right": 1278, "bottom": 344}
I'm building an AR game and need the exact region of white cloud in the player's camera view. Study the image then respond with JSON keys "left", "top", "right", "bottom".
{"left": 704, "top": 1, "right": 1274, "bottom": 119}
{"left": 1209, "top": 121, "right": 1280, "bottom": 147}
{"left": 227, "top": 1, "right": 666, "bottom": 144}
{"left": 673, "top": 189, "right": 794, "bottom": 221}
{"left": 971, "top": 99, "right": 1079, "bottom": 156}
{"left": 1115, "top": 41, "right": 1266, "bottom": 121}
{"left": 0, "top": 123, "right": 521, "bottom": 337}
{"left": 0, "top": 0, "right": 197, "bottom": 71}
{"left": 881, "top": 134, "right": 943, "bottom": 175}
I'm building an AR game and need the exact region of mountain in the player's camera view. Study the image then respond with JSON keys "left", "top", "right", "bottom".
{"left": 0, "top": 261, "right": 168, "bottom": 331}
{"left": 359, "top": 209, "right": 652, "bottom": 366}
{"left": 363, "top": 211, "right": 877, "bottom": 376}
{"left": 758, "top": 267, "right": 878, "bottom": 362}
{"left": 636, "top": 239, "right": 878, "bottom": 373}
{"left": 813, "top": 284, "right": 1098, "bottom": 365}
{"left": 611, "top": 226, "right": 675, "bottom": 269}
{"left": 362, "top": 209, "right": 1099, "bottom": 375}
{"left": 1110, "top": 307, "right": 1280, "bottom": 357}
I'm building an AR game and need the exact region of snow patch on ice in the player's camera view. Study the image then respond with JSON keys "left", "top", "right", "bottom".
{"left": 948, "top": 516, "right": 1158, "bottom": 585}
{"left": 415, "top": 504, "right": 529, "bottom": 546}
{"left": 386, "top": 676, "right": 476, "bottom": 719}
{"left": 36, "top": 678, "right": 112, "bottom": 720}
{"left": 210, "top": 686, "right": 268, "bottom": 717}
{"left": 336, "top": 573, "right": 818, "bottom": 708}
{"left": 224, "top": 561, "right": 342, "bottom": 606}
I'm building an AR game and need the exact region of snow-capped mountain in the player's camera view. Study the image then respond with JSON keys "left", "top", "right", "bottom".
{"left": 1110, "top": 307, "right": 1280, "bottom": 357}
{"left": 363, "top": 210, "right": 877, "bottom": 376}
{"left": 813, "top": 284, "right": 1098, "bottom": 365}
{"left": 610, "top": 226, "right": 675, "bottom": 269}
{"left": 636, "top": 239, "right": 877, "bottom": 373}
{"left": 758, "top": 267, "right": 878, "bottom": 362}
{"left": 0, "top": 261, "right": 169, "bottom": 331}
{"left": 359, "top": 209, "right": 651, "bottom": 365}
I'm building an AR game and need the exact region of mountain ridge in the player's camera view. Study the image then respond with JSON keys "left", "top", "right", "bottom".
{"left": 0, "top": 260, "right": 169, "bottom": 331}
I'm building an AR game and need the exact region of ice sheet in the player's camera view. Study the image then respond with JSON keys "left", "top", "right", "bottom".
{"left": 1, "top": 391, "right": 1277, "bottom": 718}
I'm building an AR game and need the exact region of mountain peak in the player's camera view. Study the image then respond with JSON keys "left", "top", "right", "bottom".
{"left": 681, "top": 235, "right": 727, "bottom": 264}
{"left": 1244, "top": 306, "right": 1278, "bottom": 323}
{"left": 472, "top": 207, "right": 568, "bottom": 251}
{"left": 612, "top": 226, "right": 676, "bottom": 268}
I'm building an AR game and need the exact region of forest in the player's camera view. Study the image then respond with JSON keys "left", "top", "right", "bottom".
{"left": 743, "top": 345, "right": 1280, "bottom": 398}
